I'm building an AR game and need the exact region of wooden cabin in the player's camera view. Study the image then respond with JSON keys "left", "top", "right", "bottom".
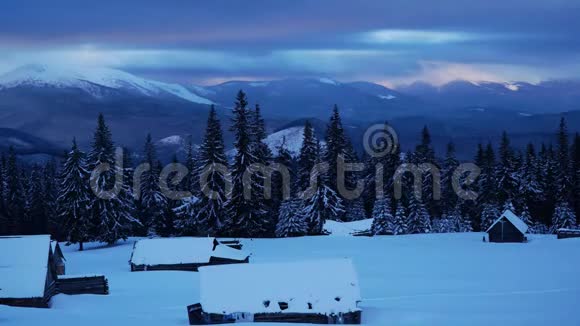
{"left": 0, "top": 235, "right": 57, "bottom": 308}
{"left": 188, "top": 259, "right": 362, "bottom": 325}
{"left": 0, "top": 235, "right": 109, "bottom": 309}
{"left": 556, "top": 228, "right": 580, "bottom": 239}
{"left": 129, "top": 237, "right": 249, "bottom": 272}
{"left": 486, "top": 209, "right": 528, "bottom": 243}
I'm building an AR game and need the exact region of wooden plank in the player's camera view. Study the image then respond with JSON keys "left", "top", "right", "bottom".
{"left": 56, "top": 276, "right": 109, "bottom": 295}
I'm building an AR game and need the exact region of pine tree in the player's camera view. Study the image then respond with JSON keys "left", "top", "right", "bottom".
{"left": 249, "top": 104, "right": 275, "bottom": 234}
{"left": 519, "top": 203, "right": 532, "bottom": 226}
{"left": 480, "top": 142, "right": 498, "bottom": 204}
{"left": 502, "top": 200, "right": 516, "bottom": 214}
{"left": 225, "top": 91, "right": 268, "bottom": 237}
{"left": 529, "top": 221, "right": 550, "bottom": 234}
{"left": 137, "top": 134, "right": 167, "bottom": 236}
{"left": 393, "top": 201, "right": 408, "bottom": 234}
{"left": 184, "top": 136, "right": 199, "bottom": 195}
{"left": 155, "top": 156, "right": 179, "bottom": 237}
{"left": 406, "top": 195, "right": 431, "bottom": 234}
{"left": 3, "top": 147, "right": 24, "bottom": 234}
{"left": 410, "top": 126, "right": 439, "bottom": 219}
{"left": 0, "top": 154, "right": 5, "bottom": 235}
{"left": 371, "top": 196, "right": 400, "bottom": 235}
{"left": 370, "top": 197, "right": 389, "bottom": 235}
{"left": 86, "top": 113, "right": 137, "bottom": 244}
{"left": 343, "top": 138, "right": 362, "bottom": 199}
{"left": 441, "top": 142, "right": 459, "bottom": 214}
{"left": 275, "top": 199, "right": 308, "bottom": 237}
{"left": 272, "top": 136, "right": 294, "bottom": 216}
{"left": 57, "top": 139, "right": 92, "bottom": 250}
{"left": 451, "top": 201, "right": 473, "bottom": 232}
{"left": 551, "top": 201, "right": 576, "bottom": 232}
{"left": 195, "top": 105, "right": 228, "bottom": 235}
{"left": 556, "top": 117, "right": 572, "bottom": 201}
{"left": 535, "top": 144, "right": 556, "bottom": 226}
{"left": 346, "top": 197, "right": 367, "bottom": 221}
{"left": 480, "top": 203, "right": 500, "bottom": 231}
{"left": 23, "top": 165, "right": 47, "bottom": 235}
{"left": 297, "top": 120, "right": 318, "bottom": 192}
{"left": 496, "top": 131, "right": 519, "bottom": 206}
{"left": 517, "top": 143, "right": 541, "bottom": 216}
{"left": 43, "top": 159, "right": 60, "bottom": 239}
{"left": 301, "top": 141, "right": 344, "bottom": 234}
{"left": 572, "top": 134, "right": 580, "bottom": 223}
{"left": 250, "top": 104, "right": 273, "bottom": 164}
{"left": 432, "top": 215, "right": 455, "bottom": 233}
{"left": 363, "top": 122, "right": 401, "bottom": 215}
{"left": 324, "top": 106, "right": 348, "bottom": 196}
{"left": 174, "top": 196, "right": 201, "bottom": 235}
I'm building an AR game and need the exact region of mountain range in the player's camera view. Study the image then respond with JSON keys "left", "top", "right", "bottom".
{"left": 1, "top": 64, "right": 579, "bottom": 160}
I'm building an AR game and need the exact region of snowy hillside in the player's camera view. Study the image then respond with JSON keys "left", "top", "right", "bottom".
{"left": 2, "top": 233, "right": 579, "bottom": 325}
{"left": 263, "top": 126, "right": 308, "bottom": 156}
{"left": 227, "top": 126, "right": 324, "bottom": 158}
{"left": 157, "top": 135, "right": 184, "bottom": 146}
{"left": 0, "top": 64, "right": 213, "bottom": 105}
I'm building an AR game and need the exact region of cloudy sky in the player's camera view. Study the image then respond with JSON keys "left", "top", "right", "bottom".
{"left": 0, "top": 0, "right": 579, "bottom": 86}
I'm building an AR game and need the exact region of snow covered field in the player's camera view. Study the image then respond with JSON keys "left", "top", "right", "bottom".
{"left": 1, "top": 233, "right": 580, "bottom": 325}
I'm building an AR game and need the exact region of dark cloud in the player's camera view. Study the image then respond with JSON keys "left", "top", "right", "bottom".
{"left": 0, "top": 0, "right": 579, "bottom": 84}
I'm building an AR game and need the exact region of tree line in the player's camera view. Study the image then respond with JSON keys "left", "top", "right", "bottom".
{"left": 0, "top": 90, "right": 578, "bottom": 247}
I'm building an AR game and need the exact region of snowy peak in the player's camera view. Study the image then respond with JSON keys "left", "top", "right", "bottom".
{"left": 0, "top": 64, "right": 213, "bottom": 105}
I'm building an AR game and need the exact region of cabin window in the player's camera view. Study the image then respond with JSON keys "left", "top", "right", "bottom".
{"left": 263, "top": 300, "right": 270, "bottom": 308}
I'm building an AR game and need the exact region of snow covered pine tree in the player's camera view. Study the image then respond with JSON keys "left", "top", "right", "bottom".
{"left": 86, "top": 113, "right": 138, "bottom": 244}
{"left": 275, "top": 199, "right": 308, "bottom": 237}
{"left": 57, "top": 139, "right": 92, "bottom": 250}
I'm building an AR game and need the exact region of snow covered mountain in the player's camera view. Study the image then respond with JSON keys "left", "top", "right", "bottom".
{"left": 396, "top": 79, "right": 580, "bottom": 114}
{"left": 190, "top": 78, "right": 428, "bottom": 120}
{"left": 0, "top": 64, "right": 213, "bottom": 105}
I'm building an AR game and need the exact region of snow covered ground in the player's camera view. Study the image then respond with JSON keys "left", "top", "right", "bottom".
{"left": 324, "top": 218, "right": 373, "bottom": 236}
{"left": 1, "top": 233, "right": 580, "bottom": 325}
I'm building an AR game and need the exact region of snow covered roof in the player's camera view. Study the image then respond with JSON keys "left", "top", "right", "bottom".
{"left": 324, "top": 219, "right": 373, "bottom": 236}
{"left": 486, "top": 209, "right": 529, "bottom": 234}
{"left": 0, "top": 235, "right": 51, "bottom": 299}
{"left": 130, "top": 237, "right": 249, "bottom": 266}
{"left": 198, "top": 259, "right": 361, "bottom": 314}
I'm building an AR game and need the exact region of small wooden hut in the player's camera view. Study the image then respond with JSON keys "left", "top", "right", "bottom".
{"left": 0, "top": 235, "right": 57, "bottom": 308}
{"left": 188, "top": 259, "right": 362, "bottom": 325}
{"left": 486, "top": 209, "right": 528, "bottom": 243}
{"left": 129, "top": 237, "right": 249, "bottom": 272}
{"left": 0, "top": 235, "right": 110, "bottom": 309}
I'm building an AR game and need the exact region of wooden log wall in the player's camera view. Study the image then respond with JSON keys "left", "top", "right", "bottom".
{"left": 56, "top": 276, "right": 109, "bottom": 295}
